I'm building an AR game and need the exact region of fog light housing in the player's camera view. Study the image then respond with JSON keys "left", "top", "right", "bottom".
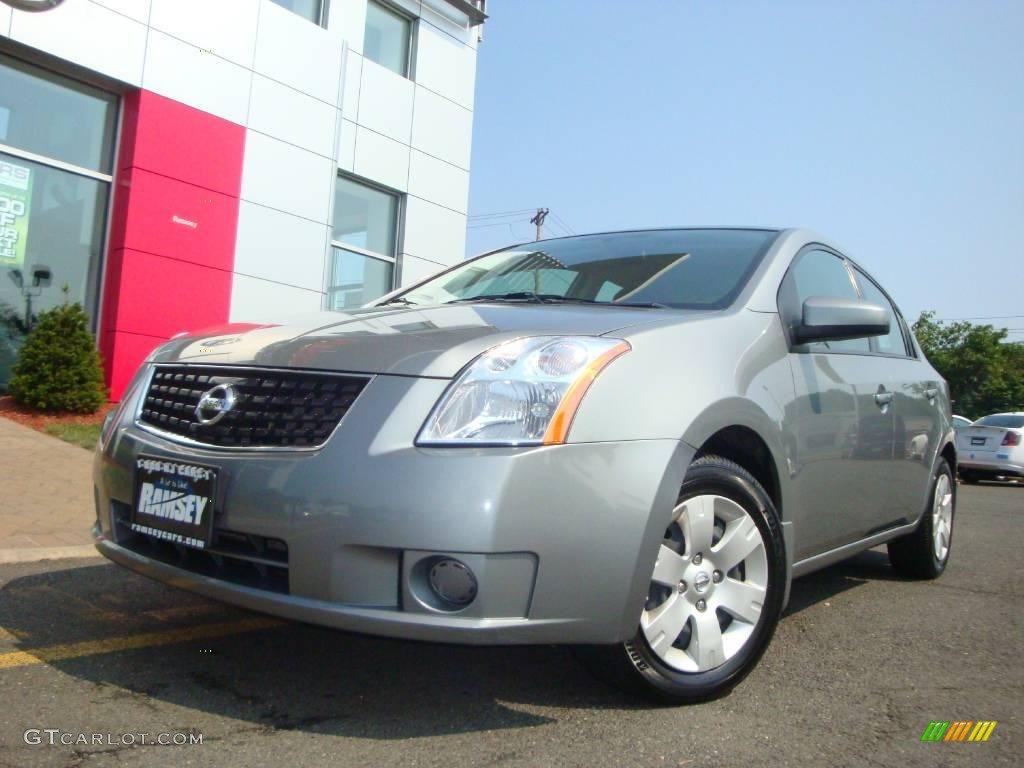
{"left": 428, "top": 558, "right": 478, "bottom": 608}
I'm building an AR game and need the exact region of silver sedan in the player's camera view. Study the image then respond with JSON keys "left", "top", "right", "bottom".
{"left": 94, "top": 227, "right": 957, "bottom": 703}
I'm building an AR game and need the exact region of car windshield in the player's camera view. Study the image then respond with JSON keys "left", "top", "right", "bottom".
{"left": 975, "top": 414, "right": 1024, "bottom": 428}
{"left": 388, "top": 228, "right": 777, "bottom": 310}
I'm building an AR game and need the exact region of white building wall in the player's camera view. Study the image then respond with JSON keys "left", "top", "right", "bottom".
{"left": 0, "top": 0, "right": 480, "bottom": 322}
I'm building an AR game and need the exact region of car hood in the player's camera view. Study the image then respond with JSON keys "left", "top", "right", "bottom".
{"left": 150, "top": 304, "right": 696, "bottom": 378}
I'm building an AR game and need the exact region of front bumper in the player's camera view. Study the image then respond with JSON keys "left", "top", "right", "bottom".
{"left": 94, "top": 373, "right": 691, "bottom": 644}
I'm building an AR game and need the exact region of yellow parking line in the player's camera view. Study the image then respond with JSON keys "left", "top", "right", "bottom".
{"left": 0, "top": 617, "right": 282, "bottom": 671}
{"left": 144, "top": 604, "right": 227, "bottom": 622}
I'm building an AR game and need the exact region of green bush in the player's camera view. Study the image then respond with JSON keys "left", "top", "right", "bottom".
{"left": 8, "top": 302, "right": 106, "bottom": 413}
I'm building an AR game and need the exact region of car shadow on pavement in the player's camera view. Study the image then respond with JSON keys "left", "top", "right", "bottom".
{"left": 0, "top": 550, "right": 909, "bottom": 738}
{"left": 783, "top": 548, "right": 900, "bottom": 617}
{"left": 0, "top": 562, "right": 648, "bottom": 739}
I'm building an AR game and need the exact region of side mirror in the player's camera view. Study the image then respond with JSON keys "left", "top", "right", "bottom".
{"left": 794, "top": 296, "right": 890, "bottom": 345}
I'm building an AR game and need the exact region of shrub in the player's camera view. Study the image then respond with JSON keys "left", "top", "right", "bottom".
{"left": 8, "top": 302, "right": 106, "bottom": 413}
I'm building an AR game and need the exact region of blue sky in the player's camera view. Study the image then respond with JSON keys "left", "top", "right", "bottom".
{"left": 465, "top": 0, "right": 1024, "bottom": 337}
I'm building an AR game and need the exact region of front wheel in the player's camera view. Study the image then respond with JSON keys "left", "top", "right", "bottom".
{"left": 576, "top": 455, "right": 786, "bottom": 704}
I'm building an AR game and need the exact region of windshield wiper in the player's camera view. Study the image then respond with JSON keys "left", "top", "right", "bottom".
{"left": 446, "top": 293, "right": 668, "bottom": 309}
{"left": 552, "top": 297, "right": 670, "bottom": 309}
{"left": 610, "top": 301, "right": 670, "bottom": 309}
{"left": 379, "top": 296, "right": 418, "bottom": 306}
{"left": 446, "top": 291, "right": 555, "bottom": 304}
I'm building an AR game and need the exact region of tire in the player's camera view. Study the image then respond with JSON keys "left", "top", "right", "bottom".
{"left": 575, "top": 455, "right": 786, "bottom": 704}
{"left": 887, "top": 458, "right": 955, "bottom": 579}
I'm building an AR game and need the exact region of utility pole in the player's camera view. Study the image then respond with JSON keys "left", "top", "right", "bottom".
{"left": 530, "top": 208, "right": 549, "bottom": 241}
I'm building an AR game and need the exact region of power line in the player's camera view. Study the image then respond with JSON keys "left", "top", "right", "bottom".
{"left": 550, "top": 211, "right": 576, "bottom": 235}
{"left": 467, "top": 221, "right": 523, "bottom": 229}
{"left": 467, "top": 209, "right": 534, "bottom": 220}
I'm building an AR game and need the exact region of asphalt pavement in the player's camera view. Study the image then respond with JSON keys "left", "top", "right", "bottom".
{"left": 0, "top": 483, "right": 1020, "bottom": 768}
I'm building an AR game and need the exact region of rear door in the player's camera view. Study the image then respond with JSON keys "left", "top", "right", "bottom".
{"left": 852, "top": 266, "right": 941, "bottom": 526}
{"left": 778, "top": 247, "right": 897, "bottom": 559}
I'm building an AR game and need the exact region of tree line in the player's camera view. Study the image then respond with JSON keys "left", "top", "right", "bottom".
{"left": 913, "top": 312, "right": 1024, "bottom": 419}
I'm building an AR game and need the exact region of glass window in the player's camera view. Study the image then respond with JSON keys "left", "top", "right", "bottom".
{"left": 328, "top": 248, "right": 394, "bottom": 310}
{"left": 397, "top": 229, "right": 776, "bottom": 309}
{"left": 329, "top": 176, "right": 400, "bottom": 310}
{"left": 0, "top": 55, "right": 117, "bottom": 173}
{"left": 853, "top": 268, "right": 908, "bottom": 356}
{"left": 1, "top": 153, "right": 109, "bottom": 388}
{"left": 0, "top": 57, "right": 114, "bottom": 391}
{"left": 268, "top": 0, "right": 323, "bottom": 24}
{"left": 333, "top": 176, "right": 398, "bottom": 255}
{"left": 783, "top": 248, "right": 869, "bottom": 353}
{"left": 364, "top": 1, "right": 412, "bottom": 77}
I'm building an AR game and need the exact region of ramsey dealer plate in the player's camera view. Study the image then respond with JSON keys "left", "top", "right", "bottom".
{"left": 131, "top": 456, "right": 217, "bottom": 549}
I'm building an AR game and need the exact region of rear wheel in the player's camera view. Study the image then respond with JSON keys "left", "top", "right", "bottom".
{"left": 887, "top": 458, "right": 955, "bottom": 579}
{"left": 959, "top": 470, "right": 979, "bottom": 485}
{"left": 576, "top": 455, "right": 786, "bottom": 704}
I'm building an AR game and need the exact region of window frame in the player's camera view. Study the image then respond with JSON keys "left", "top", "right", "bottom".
{"left": 777, "top": 244, "right": 870, "bottom": 356}
{"left": 0, "top": 54, "right": 119, "bottom": 337}
{"left": 363, "top": 0, "right": 417, "bottom": 80}
{"left": 848, "top": 263, "right": 915, "bottom": 359}
{"left": 268, "top": 0, "right": 328, "bottom": 27}
{"left": 326, "top": 172, "right": 404, "bottom": 310}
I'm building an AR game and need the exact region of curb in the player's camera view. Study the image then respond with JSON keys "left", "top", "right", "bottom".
{"left": 0, "top": 545, "right": 101, "bottom": 565}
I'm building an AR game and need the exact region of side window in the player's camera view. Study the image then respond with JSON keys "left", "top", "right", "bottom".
{"left": 853, "top": 268, "right": 909, "bottom": 356}
{"left": 780, "top": 248, "right": 870, "bottom": 354}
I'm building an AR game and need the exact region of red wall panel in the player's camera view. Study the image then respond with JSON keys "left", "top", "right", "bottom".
{"left": 101, "top": 330, "right": 169, "bottom": 402}
{"left": 107, "top": 168, "right": 240, "bottom": 271}
{"left": 106, "top": 248, "right": 232, "bottom": 340}
{"left": 117, "top": 90, "right": 245, "bottom": 197}
{"left": 101, "top": 91, "right": 245, "bottom": 400}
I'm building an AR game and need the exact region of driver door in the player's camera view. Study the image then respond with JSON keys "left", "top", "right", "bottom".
{"left": 779, "top": 247, "right": 897, "bottom": 560}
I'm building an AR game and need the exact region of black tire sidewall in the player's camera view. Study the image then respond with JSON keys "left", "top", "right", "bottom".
{"left": 622, "top": 458, "right": 786, "bottom": 702}
{"left": 923, "top": 458, "right": 955, "bottom": 574}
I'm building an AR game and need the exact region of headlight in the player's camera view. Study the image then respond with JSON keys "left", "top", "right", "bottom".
{"left": 418, "top": 336, "right": 630, "bottom": 446}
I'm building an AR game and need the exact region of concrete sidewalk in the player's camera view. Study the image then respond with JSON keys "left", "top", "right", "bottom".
{"left": 0, "top": 417, "right": 99, "bottom": 563}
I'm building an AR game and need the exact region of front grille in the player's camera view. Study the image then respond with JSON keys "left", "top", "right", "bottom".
{"left": 138, "top": 365, "right": 369, "bottom": 449}
{"left": 112, "top": 501, "right": 289, "bottom": 594}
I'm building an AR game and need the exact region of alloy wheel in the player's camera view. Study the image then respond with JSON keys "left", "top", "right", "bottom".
{"left": 640, "top": 494, "right": 768, "bottom": 673}
{"left": 932, "top": 473, "right": 953, "bottom": 561}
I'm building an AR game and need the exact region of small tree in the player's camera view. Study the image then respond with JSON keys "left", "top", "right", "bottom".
{"left": 8, "top": 299, "right": 106, "bottom": 413}
{"left": 913, "top": 311, "right": 1024, "bottom": 419}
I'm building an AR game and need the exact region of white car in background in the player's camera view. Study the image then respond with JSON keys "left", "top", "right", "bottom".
{"left": 952, "top": 415, "right": 973, "bottom": 432}
{"left": 956, "top": 413, "right": 1024, "bottom": 484}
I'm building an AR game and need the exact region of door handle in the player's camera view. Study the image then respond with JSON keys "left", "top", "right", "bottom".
{"left": 925, "top": 387, "right": 938, "bottom": 400}
{"left": 874, "top": 392, "right": 893, "bottom": 407}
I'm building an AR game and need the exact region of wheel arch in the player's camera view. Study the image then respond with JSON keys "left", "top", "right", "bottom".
{"left": 693, "top": 425, "right": 782, "bottom": 518}
{"left": 939, "top": 438, "right": 957, "bottom": 475}
{"left": 681, "top": 399, "right": 790, "bottom": 521}
{"left": 681, "top": 404, "right": 795, "bottom": 611}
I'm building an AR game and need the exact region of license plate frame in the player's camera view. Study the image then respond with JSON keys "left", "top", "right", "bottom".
{"left": 970, "top": 437, "right": 986, "bottom": 446}
{"left": 131, "top": 455, "right": 217, "bottom": 550}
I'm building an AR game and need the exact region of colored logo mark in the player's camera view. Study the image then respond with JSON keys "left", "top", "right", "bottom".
{"left": 920, "top": 721, "right": 997, "bottom": 742}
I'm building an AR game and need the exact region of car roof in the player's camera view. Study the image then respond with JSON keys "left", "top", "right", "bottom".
{"left": 519, "top": 226, "right": 783, "bottom": 248}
